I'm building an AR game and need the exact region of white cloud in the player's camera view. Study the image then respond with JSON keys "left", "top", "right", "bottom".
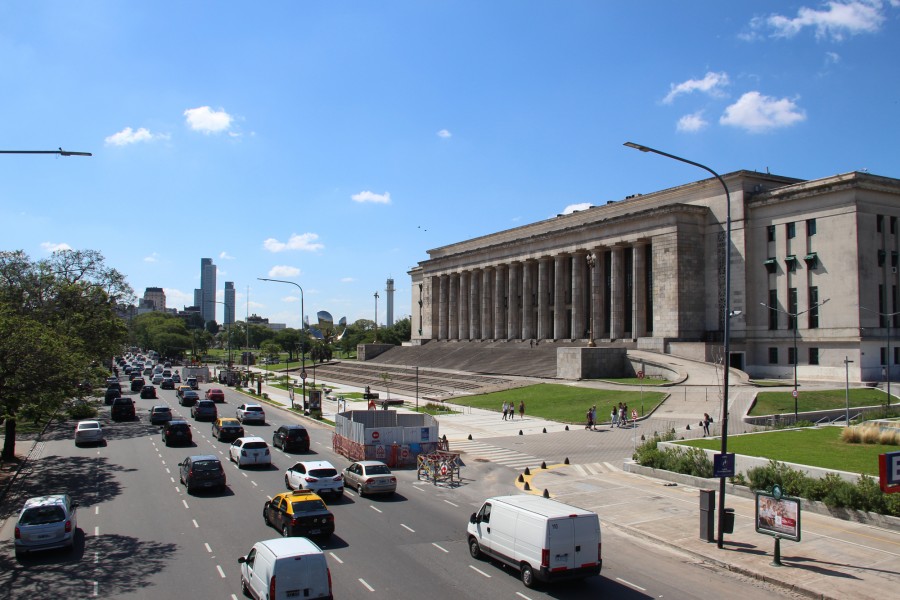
{"left": 720, "top": 91, "right": 806, "bottom": 133}
{"left": 761, "top": 1, "right": 886, "bottom": 41}
{"left": 562, "top": 203, "right": 592, "bottom": 215}
{"left": 41, "top": 242, "right": 71, "bottom": 252}
{"left": 164, "top": 288, "right": 194, "bottom": 307}
{"left": 144, "top": 252, "right": 160, "bottom": 263}
{"left": 825, "top": 51, "right": 841, "bottom": 64}
{"left": 437, "top": 129, "right": 452, "bottom": 138}
{"left": 340, "top": 277, "right": 355, "bottom": 283}
{"left": 677, "top": 111, "right": 709, "bottom": 132}
{"left": 219, "top": 251, "right": 235, "bottom": 260}
{"left": 184, "top": 106, "right": 234, "bottom": 134}
{"left": 281, "top": 295, "right": 300, "bottom": 303}
{"left": 351, "top": 190, "right": 391, "bottom": 204}
{"left": 662, "top": 72, "right": 729, "bottom": 104}
{"left": 268, "top": 265, "right": 301, "bottom": 278}
{"left": 262, "top": 233, "right": 324, "bottom": 253}
{"left": 105, "top": 127, "right": 169, "bottom": 146}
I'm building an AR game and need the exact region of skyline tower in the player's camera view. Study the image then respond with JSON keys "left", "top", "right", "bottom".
{"left": 386, "top": 277, "right": 395, "bottom": 327}
{"left": 200, "top": 258, "right": 216, "bottom": 323}
{"left": 224, "top": 281, "right": 235, "bottom": 325}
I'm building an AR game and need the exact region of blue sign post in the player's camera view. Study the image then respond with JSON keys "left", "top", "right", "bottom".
{"left": 713, "top": 453, "right": 736, "bottom": 478}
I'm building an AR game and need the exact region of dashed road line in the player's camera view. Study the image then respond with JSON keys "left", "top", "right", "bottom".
{"left": 617, "top": 577, "right": 646, "bottom": 591}
{"left": 329, "top": 552, "right": 343, "bottom": 564}
{"left": 182, "top": 499, "right": 189, "bottom": 509}
{"left": 359, "top": 579, "right": 374, "bottom": 592}
{"left": 432, "top": 543, "right": 448, "bottom": 553}
{"left": 216, "top": 565, "right": 226, "bottom": 578}
{"left": 370, "top": 506, "right": 383, "bottom": 513}
{"left": 205, "top": 543, "right": 212, "bottom": 553}
{"left": 401, "top": 524, "right": 415, "bottom": 533}
{"left": 469, "top": 565, "right": 492, "bottom": 577}
{"left": 192, "top": 519, "right": 199, "bottom": 528}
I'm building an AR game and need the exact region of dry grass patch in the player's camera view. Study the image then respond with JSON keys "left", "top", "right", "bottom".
{"left": 841, "top": 424, "right": 900, "bottom": 445}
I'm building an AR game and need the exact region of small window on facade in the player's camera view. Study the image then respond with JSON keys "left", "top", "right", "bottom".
{"left": 788, "top": 288, "right": 797, "bottom": 330}
{"left": 893, "top": 251, "right": 898, "bottom": 268}
{"left": 809, "top": 286, "right": 820, "bottom": 329}
{"left": 764, "top": 257, "right": 777, "bottom": 274}
{"left": 881, "top": 347, "right": 887, "bottom": 366}
{"left": 788, "top": 346, "right": 797, "bottom": 366}
{"left": 768, "top": 347, "right": 778, "bottom": 364}
{"left": 786, "top": 255, "right": 798, "bottom": 273}
{"left": 892, "top": 216, "right": 897, "bottom": 235}
{"left": 894, "top": 346, "right": 899, "bottom": 366}
{"left": 807, "top": 218, "right": 816, "bottom": 236}
{"left": 877, "top": 215, "right": 884, "bottom": 233}
{"left": 786, "top": 222, "right": 796, "bottom": 239}
{"left": 804, "top": 252, "right": 819, "bottom": 269}
{"left": 768, "top": 290, "right": 778, "bottom": 330}
{"left": 767, "top": 225, "right": 776, "bottom": 242}
{"left": 809, "top": 348, "right": 819, "bottom": 365}
{"left": 878, "top": 250, "right": 886, "bottom": 267}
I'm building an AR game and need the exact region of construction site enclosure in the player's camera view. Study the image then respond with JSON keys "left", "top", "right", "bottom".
{"left": 332, "top": 410, "right": 442, "bottom": 468}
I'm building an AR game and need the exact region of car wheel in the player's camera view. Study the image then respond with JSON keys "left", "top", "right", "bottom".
{"left": 521, "top": 563, "right": 535, "bottom": 588}
{"left": 358, "top": 484, "right": 365, "bottom": 498}
{"left": 282, "top": 525, "right": 290, "bottom": 538}
{"left": 469, "top": 537, "right": 482, "bottom": 559}
{"left": 285, "top": 475, "right": 292, "bottom": 490}
{"left": 263, "top": 507, "right": 270, "bottom": 526}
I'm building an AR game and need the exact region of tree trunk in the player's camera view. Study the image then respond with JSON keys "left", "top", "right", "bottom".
{"left": 1, "top": 417, "right": 16, "bottom": 461}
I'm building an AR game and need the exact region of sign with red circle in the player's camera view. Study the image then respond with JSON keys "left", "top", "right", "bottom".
{"left": 372, "top": 430, "right": 380, "bottom": 440}
{"left": 631, "top": 409, "right": 638, "bottom": 420}
{"left": 401, "top": 447, "right": 409, "bottom": 458}
{"left": 792, "top": 390, "right": 798, "bottom": 398}
{"left": 638, "top": 370, "right": 644, "bottom": 379}
{"left": 440, "top": 464, "right": 448, "bottom": 475}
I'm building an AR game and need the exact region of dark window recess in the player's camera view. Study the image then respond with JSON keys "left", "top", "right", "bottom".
{"left": 892, "top": 216, "right": 897, "bottom": 235}
{"left": 786, "top": 222, "right": 796, "bottom": 239}
{"left": 807, "top": 218, "right": 816, "bottom": 236}
{"left": 788, "top": 288, "right": 798, "bottom": 331}
{"left": 788, "top": 346, "right": 797, "bottom": 366}
{"left": 893, "top": 251, "right": 899, "bottom": 268}
{"left": 804, "top": 252, "right": 819, "bottom": 269}
{"left": 878, "top": 214, "right": 884, "bottom": 233}
{"left": 764, "top": 257, "right": 777, "bottom": 274}
{"left": 768, "top": 290, "right": 778, "bottom": 330}
{"left": 809, "top": 286, "right": 820, "bottom": 329}
{"left": 785, "top": 255, "right": 798, "bottom": 272}
{"left": 768, "top": 347, "right": 778, "bottom": 364}
{"left": 809, "top": 348, "right": 819, "bottom": 366}
{"left": 767, "top": 225, "right": 776, "bottom": 242}
{"left": 879, "top": 250, "right": 886, "bottom": 267}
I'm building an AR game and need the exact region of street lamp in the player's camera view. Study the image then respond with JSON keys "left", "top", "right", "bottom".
{"left": 761, "top": 298, "right": 830, "bottom": 419}
{"left": 258, "top": 278, "right": 307, "bottom": 410}
{"left": 585, "top": 252, "right": 596, "bottom": 347}
{"left": 206, "top": 300, "right": 232, "bottom": 375}
{"left": 859, "top": 306, "right": 899, "bottom": 409}
{"left": 374, "top": 291, "right": 380, "bottom": 343}
{"left": 0, "top": 148, "right": 91, "bottom": 157}
{"left": 624, "top": 141, "right": 732, "bottom": 550}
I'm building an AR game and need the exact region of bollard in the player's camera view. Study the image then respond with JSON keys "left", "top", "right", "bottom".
{"left": 686, "top": 424, "right": 691, "bottom": 430}
{"left": 540, "top": 461, "right": 547, "bottom": 469}
{"left": 542, "top": 427, "right": 547, "bottom": 433}
{"left": 524, "top": 467, "right": 531, "bottom": 476}
{"left": 468, "top": 434, "right": 472, "bottom": 440}
{"left": 517, "top": 474, "right": 524, "bottom": 482}
{"left": 564, "top": 457, "right": 570, "bottom": 464}
{"left": 543, "top": 489, "right": 550, "bottom": 498}
{"left": 565, "top": 425, "right": 569, "bottom": 431}
{"left": 519, "top": 430, "right": 523, "bottom": 435}
{"left": 524, "top": 481, "right": 531, "bottom": 491}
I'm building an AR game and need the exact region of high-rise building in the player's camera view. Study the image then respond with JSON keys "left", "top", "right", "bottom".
{"left": 142, "top": 287, "right": 166, "bottom": 311}
{"left": 224, "top": 282, "right": 236, "bottom": 325}
{"left": 194, "top": 289, "right": 202, "bottom": 310}
{"left": 386, "top": 278, "right": 395, "bottom": 326}
{"left": 200, "top": 258, "right": 217, "bottom": 323}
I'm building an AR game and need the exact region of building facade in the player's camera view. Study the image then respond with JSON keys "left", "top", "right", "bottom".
{"left": 141, "top": 287, "right": 166, "bottom": 311}
{"left": 409, "top": 170, "right": 900, "bottom": 382}
{"left": 200, "top": 258, "right": 216, "bottom": 323}
{"left": 224, "top": 281, "right": 236, "bottom": 326}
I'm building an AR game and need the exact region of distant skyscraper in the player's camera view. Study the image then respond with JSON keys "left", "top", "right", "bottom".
{"left": 224, "top": 282, "right": 236, "bottom": 325}
{"left": 142, "top": 287, "right": 166, "bottom": 311}
{"left": 200, "top": 258, "right": 217, "bottom": 323}
{"left": 194, "top": 289, "right": 202, "bottom": 309}
{"left": 386, "top": 278, "right": 395, "bottom": 326}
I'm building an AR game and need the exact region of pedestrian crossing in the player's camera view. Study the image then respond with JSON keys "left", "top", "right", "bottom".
{"left": 448, "top": 439, "right": 545, "bottom": 470}
{"left": 569, "top": 461, "right": 620, "bottom": 476}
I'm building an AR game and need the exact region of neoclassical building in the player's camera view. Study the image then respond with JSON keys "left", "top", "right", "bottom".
{"left": 409, "top": 170, "right": 900, "bottom": 382}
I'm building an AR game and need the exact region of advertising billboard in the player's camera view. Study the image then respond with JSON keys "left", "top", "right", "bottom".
{"left": 755, "top": 492, "right": 801, "bottom": 542}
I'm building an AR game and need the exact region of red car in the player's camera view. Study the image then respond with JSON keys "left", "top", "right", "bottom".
{"left": 205, "top": 388, "right": 225, "bottom": 402}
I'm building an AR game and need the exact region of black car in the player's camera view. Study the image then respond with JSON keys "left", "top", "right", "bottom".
{"left": 180, "top": 390, "right": 199, "bottom": 407}
{"left": 178, "top": 455, "right": 226, "bottom": 493}
{"left": 160, "top": 378, "right": 175, "bottom": 390}
{"left": 140, "top": 385, "right": 157, "bottom": 399}
{"left": 211, "top": 418, "right": 244, "bottom": 442}
{"left": 162, "top": 420, "right": 193, "bottom": 447}
{"left": 111, "top": 397, "right": 135, "bottom": 421}
{"left": 191, "top": 400, "right": 217, "bottom": 421}
{"left": 273, "top": 425, "right": 310, "bottom": 452}
{"left": 104, "top": 387, "right": 122, "bottom": 405}
{"left": 130, "top": 377, "right": 146, "bottom": 392}
{"left": 264, "top": 490, "right": 334, "bottom": 539}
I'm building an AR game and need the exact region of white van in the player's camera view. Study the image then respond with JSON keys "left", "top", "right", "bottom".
{"left": 238, "top": 537, "right": 332, "bottom": 600}
{"left": 467, "top": 494, "right": 601, "bottom": 588}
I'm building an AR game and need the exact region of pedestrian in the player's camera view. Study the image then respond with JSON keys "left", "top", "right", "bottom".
{"left": 585, "top": 407, "right": 593, "bottom": 430}
{"left": 509, "top": 401, "right": 515, "bottom": 420}
{"left": 703, "top": 413, "right": 711, "bottom": 437}
{"left": 519, "top": 400, "right": 525, "bottom": 419}
{"left": 530, "top": 339, "right": 534, "bottom": 348}
{"left": 590, "top": 405, "right": 598, "bottom": 431}
{"left": 610, "top": 406, "right": 617, "bottom": 428}
{"left": 618, "top": 403, "right": 626, "bottom": 428}
{"left": 501, "top": 401, "right": 508, "bottom": 420}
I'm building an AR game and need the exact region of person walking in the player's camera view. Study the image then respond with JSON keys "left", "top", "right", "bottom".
{"left": 590, "top": 405, "right": 598, "bottom": 431}
{"left": 618, "top": 403, "right": 626, "bottom": 428}
{"left": 585, "top": 407, "right": 593, "bottom": 430}
{"left": 518, "top": 400, "right": 525, "bottom": 419}
{"left": 509, "top": 402, "right": 515, "bottom": 420}
{"left": 702, "top": 413, "right": 711, "bottom": 437}
{"left": 501, "top": 401, "right": 508, "bottom": 420}
{"left": 610, "top": 406, "right": 618, "bottom": 428}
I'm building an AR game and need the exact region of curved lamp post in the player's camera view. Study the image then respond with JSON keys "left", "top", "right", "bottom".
{"left": 374, "top": 291, "right": 380, "bottom": 343}
{"left": 0, "top": 148, "right": 91, "bottom": 157}
{"left": 258, "top": 278, "right": 307, "bottom": 410}
{"left": 624, "top": 141, "right": 732, "bottom": 549}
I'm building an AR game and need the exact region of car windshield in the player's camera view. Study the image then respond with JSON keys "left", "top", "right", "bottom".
{"left": 244, "top": 442, "right": 267, "bottom": 450}
{"left": 221, "top": 420, "right": 240, "bottom": 427}
{"left": 20, "top": 506, "right": 65, "bottom": 525}
{"left": 292, "top": 500, "right": 327, "bottom": 513}
{"left": 246, "top": 407, "right": 263, "bottom": 412}
{"left": 309, "top": 468, "right": 337, "bottom": 478}
{"left": 365, "top": 465, "right": 391, "bottom": 475}
{"left": 78, "top": 423, "right": 100, "bottom": 430}
{"left": 193, "top": 460, "right": 221, "bottom": 471}
{"left": 153, "top": 408, "right": 170, "bottom": 413}
{"left": 287, "top": 430, "right": 307, "bottom": 439}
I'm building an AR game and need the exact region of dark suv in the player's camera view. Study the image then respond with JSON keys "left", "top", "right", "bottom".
{"left": 162, "top": 420, "right": 193, "bottom": 446}
{"left": 104, "top": 387, "right": 122, "bottom": 405}
{"left": 178, "top": 455, "right": 226, "bottom": 493}
{"left": 130, "top": 377, "right": 146, "bottom": 392}
{"left": 191, "top": 400, "right": 217, "bottom": 422}
{"left": 111, "top": 397, "right": 135, "bottom": 421}
{"left": 273, "top": 425, "right": 310, "bottom": 452}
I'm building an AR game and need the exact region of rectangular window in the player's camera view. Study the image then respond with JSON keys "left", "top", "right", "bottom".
{"left": 877, "top": 214, "right": 884, "bottom": 233}
{"left": 879, "top": 284, "right": 886, "bottom": 326}
{"left": 768, "top": 347, "right": 778, "bottom": 364}
{"left": 807, "top": 218, "right": 816, "bottom": 236}
{"left": 767, "top": 225, "right": 776, "bottom": 242}
{"left": 895, "top": 346, "right": 899, "bottom": 366}
{"left": 786, "top": 222, "right": 796, "bottom": 239}
{"left": 893, "top": 252, "right": 898, "bottom": 268}
{"left": 788, "top": 346, "right": 797, "bottom": 366}
{"left": 788, "top": 288, "right": 797, "bottom": 330}
{"left": 768, "top": 290, "right": 778, "bottom": 330}
{"left": 881, "top": 347, "right": 886, "bottom": 366}
{"left": 786, "top": 255, "right": 797, "bottom": 273}
{"left": 892, "top": 216, "right": 897, "bottom": 235}
{"left": 878, "top": 250, "right": 886, "bottom": 267}
{"left": 809, "top": 286, "right": 820, "bottom": 328}
{"left": 809, "top": 348, "right": 819, "bottom": 365}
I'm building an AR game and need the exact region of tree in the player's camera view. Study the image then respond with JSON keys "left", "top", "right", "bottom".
{"left": 259, "top": 340, "right": 283, "bottom": 362}
{"left": 274, "top": 329, "right": 302, "bottom": 360}
{"left": 310, "top": 341, "right": 333, "bottom": 363}
{"left": 206, "top": 320, "right": 220, "bottom": 335}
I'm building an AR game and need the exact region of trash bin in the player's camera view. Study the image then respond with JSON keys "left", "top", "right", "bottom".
{"left": 699, "top": 489, "right": 715, "bottom": 542}
{"left": 723, "top": 508, "right": 735, "bottom": 534}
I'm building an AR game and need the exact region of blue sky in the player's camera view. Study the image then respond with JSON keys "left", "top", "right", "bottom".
{"left": 2, "top": 1, "right": 899, "bottom": 328}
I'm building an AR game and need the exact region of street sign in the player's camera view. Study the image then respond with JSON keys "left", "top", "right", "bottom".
{"left": 755, "top": 489, "right": 801, "bottom": 542}
{"left": 300, "top": 370, "right": 307, "bottom": 380}
{"left": 879, "top": 451, "right": 900, "bottom": 493}
{"left": 714, "top": 452, "right": 736, "bottom": 478}
{"left": 791, "top": 389, "right": 798, "bottom": 398}
{"left": 631, "top": 409, "right": 638, "bottom": 420}
{"left": 637, "top": 370, "right": 644, "bottom": 379}
{"left": 375, "top": 445, "right": 385, "bottom": 459}
{"left": 372, "top": 430, "right": 380, "bottom": 440}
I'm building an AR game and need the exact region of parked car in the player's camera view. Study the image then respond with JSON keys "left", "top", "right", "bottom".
{"left": 191, "top": 400, "right": 217, "bottom": 421}
{"left": 149, "top": 405, "right": 173, "bottom": 425}
{"left": 179, "top": 390, "right": 200, "bottom": 407}
{"left": 160, "top": 377, "right": 175, "bottom": 390}
{"left": 272, "top": 424, "right": 310, "bottom": 452}
{"left": 211, "top": 418, "right": 244, "bottom": 442}
{"left": 14, "top": 494, "right": 79, "bottom": 558}
{"left": 342, "top": 460, "right": 397, "bottom": 497}
{"left": 236, "top": 403, "right": 266, "bottom": 424}
{"left": 178, "top": 455, "right": 226, "bottom": 493}
{"left": 104, "top": 387, "right": 122, "bottom": 405}
{"left": 162, "top": 420, "right": 193, "bottom": 446}
{"left": 140, "top": 385, "right": 157, "bottom": 399}
{"left": 263, "top": 490, "right": 334, "bottom": 539}
{"left": 238, "top": 538, "right": 332, "bottom": 600}
{"left": 204, "top": 388, "right": 225, "bottom": 402}
{"left": 229, "top": 436, "right": 271, "bottom": 468}
{"left": 110, "top": 397, "right": 135, "bottom": 421}
{"left": 284, "top": 460, "right": 343, "bottom": 498}
{"left": 130, "top": 377, "right": 146, "bottom": 392}
{"left": 74, "top": 420, "right": 105, "bottom": 447}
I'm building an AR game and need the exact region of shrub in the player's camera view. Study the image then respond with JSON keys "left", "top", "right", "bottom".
{"left": 68, "top": 401, "right": 97, "bottom": 420}
{"left": 841, "top": 426, "right": 861, "bottom": 443}
{"left": 879, "top": 429, "right": 899, "bottom": 445}
{"left": 861, "top": 426, "right": 881, "bottom": 444}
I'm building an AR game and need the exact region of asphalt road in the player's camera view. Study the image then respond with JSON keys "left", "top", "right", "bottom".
{"left": 0, "top": 377, "right": 803, "bottom": 599}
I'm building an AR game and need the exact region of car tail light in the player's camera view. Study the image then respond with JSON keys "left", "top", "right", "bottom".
{"left": 241, "top": 450, "right": 247, "bottom": 456}
{"left": 291, "top": 518, "right": 299, "bottom": 526}
{"left": 327, "top": 568, "right": 332, "bottom": 596}
{"left": 265, "top": 449, "right": 270, "bottom": 455}
{"left": 326, "top": 514, "right": 334, "bottom": 522}
{"left": 304, "top": 477, "right": 317, "bottom": 482}
{"left": 65, "top": 520, "right": 72, "bottom": 533}
{"left": 598, "top": 542, "right": 602, "bottom": 562}
{"left": 14, "top": 526, "right": 21, "bottom": 539}
{"left": 188, "top": 469, "right": 194, "bottom": 478}
{"left": 541, "top": 548, "right": 549, "bottom": 568}
{"left": 269, "top": 575, "right": 276, "bottom": 599}
{"left": 334, "top": 474, "right": 343, "bottom": 481}
{"left": 390, "top": 477, "right": 397, "bottom": 483}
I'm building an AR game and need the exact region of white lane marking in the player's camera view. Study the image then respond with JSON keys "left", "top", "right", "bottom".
{"left": 411, "top": 485, "right": 425, "bottom": 492}
{"left": 515, "top": 592, "right": 535, "bottom": 600}
{"left": 401, "top": 524, "right": 415, "bottom": 533}
{"left": 359, "top": 579, "right": 374, "bottom": 592}
{"left": 92, "top": 581, "right": 98, "bottom": 597}
{"left": 443, "top": 499, "right": 459, "bottom": 507}
{"left": 95, "top": 506, "right": 99, "bottom": 515}
{"left": 94, "top": 551, "right": 99, "bottom": 564}
{"left": 94, "top": 526, "right": 99, "bottom": 536}
{"left": 183, "top": 499, "right": 189, "bottom": 509}
{"left": 192, "top": 519, "right": 199, "bottom": 528}
{"left": 469, "top": 565, "right": 492, "bottom": 578}
{"left": 251, "top": 481, "right": 258, "bottom": 487}
{"left": 205, "top": 543, "right": 212, "bottom": 553}
{"left": 616, "top": 577, "right": 647, "bottom": 591}
{"left": 242, "top": 472, "right": 248, "bottom": 478}
{"left": 175, "top": 486, "right": 180, "bottom": 493}
{"left": 329, "top": 552, "right": 344, "bottom": 564}
{"left": 231, "top": 596, "right": 237, "bottom": 600}
{"left": 216, "top": 565, "right": 226, "bottom": 578}
{"left": 161, "top": 460, "right": 166, "bottom": 465}
{"left": 165, "top": 467, "right": 170, "bottom": 474}
{"left": 370, "top": 506, "right": 383, "bottom": 514}
{"left": 432, "top": 543, "right": 449, "bottom": 553}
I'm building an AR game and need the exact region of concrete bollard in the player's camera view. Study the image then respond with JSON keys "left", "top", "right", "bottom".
{"left": 543, "top": 489, "right": 550, "bottom": 498}
{"left": 517, "top": 474, "right": 524, "bottom": 482}
{"left": 524, "top": 467, "right": 531, "bottom": 476}
{"left": 519, "top": 430, "right": 523, "bottom": 435}
{"left": 564, "top": 457, "right": 569, "bottom": 464}
{"left": 524, "top": 481, "right": 531, "bottom": 491}
{"left": 540, "top": 461, "right": 547, "bottom": 469}
{"left": 468, "top": 433, "right": 473, "bottom": 440}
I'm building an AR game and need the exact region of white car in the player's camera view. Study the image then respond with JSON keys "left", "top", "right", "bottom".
{"left": 151, "top": 374, "right": 164, "bottom": 385}
{"left": 236, "top": 403, "right": 266, "bottom": 424}
{"left": 285, "top": 460, "right": 343, "bottom": 498}
{"left": 229, "top": 436, "right": 271, "bottom": 468}
{"left": 74, "top": 420, "right": 104, "bottom": 446}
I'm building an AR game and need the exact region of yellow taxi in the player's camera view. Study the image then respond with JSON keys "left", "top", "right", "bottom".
{"left": 263, "top": 490, "right": 334, "bottom": 539}
{"left": 176, "top": 385, "right": 192, "bottom": 399}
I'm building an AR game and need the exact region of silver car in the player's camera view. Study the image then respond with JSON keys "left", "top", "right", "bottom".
{"left": 343, "top": 460, "right": 397, "bottom": 497}
{"left": 74, "top": 420, "right": 105, "bottom": 446}
{"left": 14, "top": 494, "right": 78, "bottom": 558}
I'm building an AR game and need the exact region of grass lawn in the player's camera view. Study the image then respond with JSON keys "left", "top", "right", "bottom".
{"left": 677, "top": 427, "right": 890, "bottom": 475}
{"left": 749, "top": 388, "right": 889, "bottom": 416}
{"left": 449, "top": 383, "right": 666, "bottom": 424}
{"left": 599, "top": 377, "right": 668, "bottom": 386}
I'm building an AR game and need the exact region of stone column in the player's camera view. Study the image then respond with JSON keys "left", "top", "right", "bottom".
{"left": 588, "top": 250, "right": 601, "bottom": 342}
{"left": 632, "top": 243, "right": 647, "bottom": 338}
{"left": 537, "top": 257, "right": 550, "bottom": 340}
{"left": 610, "top": 246, "right": 625, "bottom": 340}
{"left": 571, "top": 250, "right": 586, "bottom": 340}
{"left": 448, "top": 273, "right": 459, "bottom": 340}
{"left": 507, "top": 262, "right": 520, "bottom": 339}
{"left": 459, "top": 271, "right": 470, "bottom": 340}
{"left": 522, "top": 260, "right": 535, "bottom": 339}
{"left": 482, "top": 267, "right": 493, "bottom": 339}
{"left": 494, "top": 264, "right": 507, "bottom": 339}
{"left": 438, "top": 274, "right": 449, "bottom": 340}
{"left": 469, "top": 268, "right": 481, "bottom": 339}
{"left": 554, "top": 254, "right": 567, "bottom": 339}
